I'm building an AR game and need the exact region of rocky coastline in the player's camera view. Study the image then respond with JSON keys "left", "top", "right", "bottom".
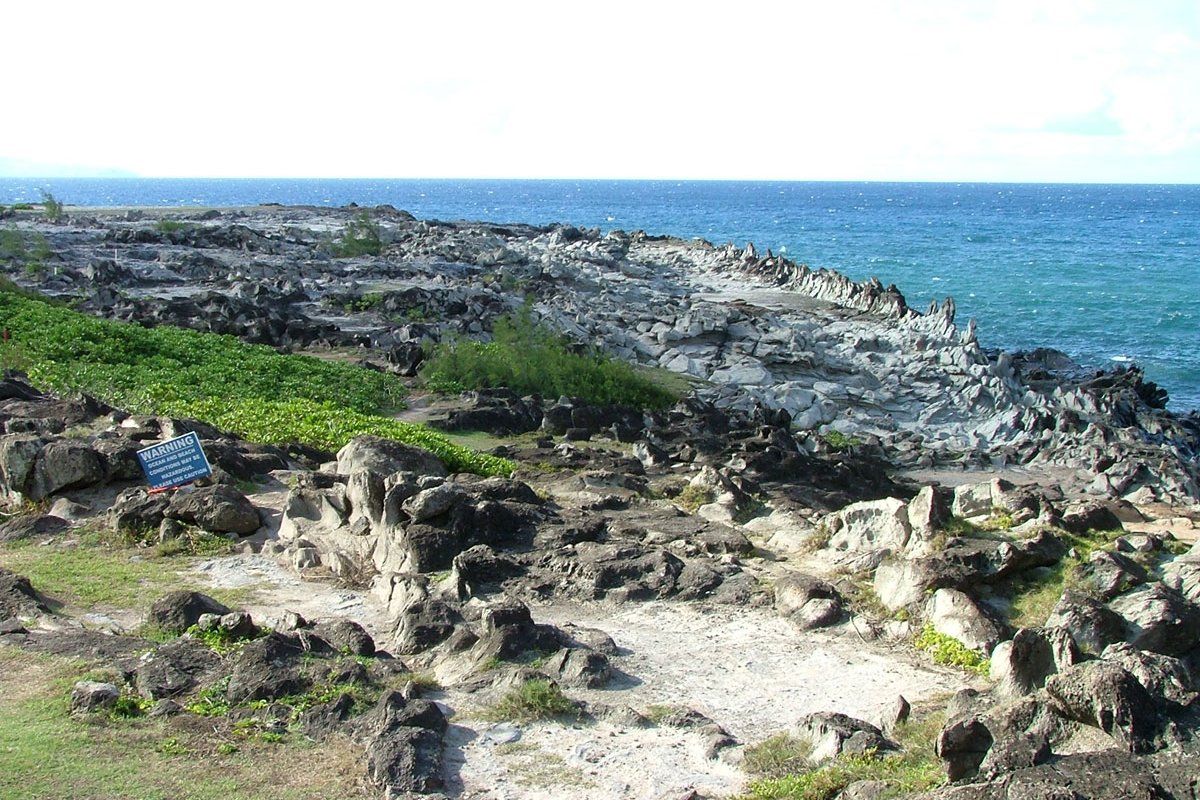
{"left": 1, "top": 203, "right": 1198, "bottom": 799}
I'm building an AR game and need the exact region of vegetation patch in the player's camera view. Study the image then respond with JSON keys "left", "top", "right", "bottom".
{"left": 483, "top": 678, "right": 578, "bottom": 722}
{"left": 0, "top": 527, "right": 250, "bottom": 614}
{"left": 914, "top": 625, "right": 990, "bottom": 676}
{"left": 329, "top": 212, "right": 383, "bottom": 258}
{"left": 0, "top": 288, "right": 511, "bottom": 476}
{"left": 422, "top": 304, "right": 677, "bottom": 410}
{"left": 675, "top": 484, "right": 716, "bottom": 512}
{"left": 0, "top": 647, "right": 371, "bottom": 799}
{"left": 740, "top": 713, "right": 945, "bottom": 800}
{"left": 820, "top": 430, "right": 862, "bottom": 452}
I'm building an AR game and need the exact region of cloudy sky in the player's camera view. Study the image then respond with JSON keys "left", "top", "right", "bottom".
{"left": 5, "top": 0, "right": 1198, "bottom": 182}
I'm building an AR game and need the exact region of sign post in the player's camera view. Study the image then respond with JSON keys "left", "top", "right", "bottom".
{"left": 136, "top": 431, "right": 213, "bottom": 490}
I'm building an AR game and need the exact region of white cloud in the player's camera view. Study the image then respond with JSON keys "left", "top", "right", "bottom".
{"left": 3, "top": 0, "right": 1198, "bottom": 181}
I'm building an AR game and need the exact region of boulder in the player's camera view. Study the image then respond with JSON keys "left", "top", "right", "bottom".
{"left": 337, "top": 436, "right": 447, "bottom": 478}
{"left": 0, "top": 435, "right": 43, "bottom": 501}
{"left": 1100, "top": 642, "right": 1196, "bottom": 705}
{"left": 1059, "top": 500, "right": 1125, "bottom": 535}
{"left": 825, "top": 497, "right": 911, "bottom": 555}
{"left": 1044, "top": 660, "right": 1162, "bottom": 752}
{"left": 364, "top": 726, "right": 444, "bottom": 795}
{"left": 989, "top": 627, "right": 1080, "bottom": 701}
{"left": 135, "top": 636, "right": 223, "bottom": 699}
{"left": 225, "top": 632, "right": 310, "bottom": 703}
{"left": 1107, "top": 581, "right": 1200, "bottom": 656}
{"left": 146, "top": 591, "right": 231, "bottom": 635}
{"left": 167, "top": 484, "right": 260, "bottom": 535}
{"left": 401, "top": 483, "right": 464, "bottom": 523}
{"left": 310, "top": 618, "right": 376, "bottom": 657}
{"left": 109, "top": 488, "right": 172, "bottom": 532}
{"left": 0, "top": 567, "right": 49, "bottom": 622}
{"left": 773, "top": 573, "right": 845, "bottom": 630}
{"left": 540, "top": 647, "right": 612, "bottom": 688}
{"left": 70, "top": 681, "right": 120, "bottom": 714}
{"left": 793, "top": 712, "right": 892, "bottom": 763}
{"left": 1044, "top": 590, "right": 1127, "bottom": 654}
{"left": 1078, "top": 550, "right": 1149, "bottom": 600}
{"left": 925, "top": 588, "right": 1006, "bottom": 654}
{"left": 28, "top": 440, "right": 105, "bottom": 500}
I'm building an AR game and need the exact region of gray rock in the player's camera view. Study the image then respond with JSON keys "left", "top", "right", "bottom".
{"left": 1078, "top": 549, "right": 1149, "bottom": 600}
{"left": 70, "top": 681, "right": 120, "bottom": 714}
{"left": 401, "top": 483, "right": 464, "bottom": 523}
{"left": 925, "top": 588, "right": 1006, "bottom": 654}
{"left": 135, "top": 636, "right": 223, "bottom": 699}
{"left": 28, "top": 440, "right": 105, "bottom": 500}
{"left": 1044, "top": 660, "right": 1161, "bottom": 752}
{"left": 225, "top": 631, "right": 310, "bottom": 704}
{"left": 989, "top": 627, "right": 1079, "bottom": 701}
{"left": 365, "top": 726, "right": 444, "bottom": 794}
{"left": 793, "top": 711, "right": 891, "bottom": 763}
{"left": 337, "top": 436, "right": 447, "bottom": 479}
{"left": 109, "top": 487, "right": 172, "bottom": 532}
{"left": 773, "top": 573, "right": 845, "bottom": 630}
{"left": 541, "top": 647, "right": 611, "bottom": 688}
{"left": 1107, "top": 581, "right": 1200, "bottom": 656}
{"left": 1044, "top": 590, "right": 1127, "bottom": 654}
{"left": 146, "top": 590, "right": 231, "bottom": 635}
{"left": 167, "top": 484, "right": 260, "bottom": 535}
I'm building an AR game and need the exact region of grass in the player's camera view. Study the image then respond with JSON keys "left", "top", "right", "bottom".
{"left": 676, "top": 484, "right": 717, "bottom": 512}
{"left": 0, "top": 647, "right": 371, "bottom": 800}
{"left": 0, "top": 286, "right": 512, "bottom": 477}
{"left": 739, "top": 713, "right": 945, "bottom": 800}
{"left": 422, "top": 302, "right": 678, "bottom": 410}
{"left": 483, "top": 679, "right": 578, "bottom": 722}
{"left": 494, "top": 742, "right": 594, "bottom": 791}
{"left": 913, "top": 625, "right": 990, "bottom": 677}
{"left": 820, "top": 431, "right": 862, "bottom": 452}
{"left": 0, "top": 527, "right": 251, "bottom": 615}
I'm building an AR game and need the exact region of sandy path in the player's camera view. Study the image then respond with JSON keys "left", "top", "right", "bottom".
{"left": 189, "top": 556, "right": 972, "bottom": 800}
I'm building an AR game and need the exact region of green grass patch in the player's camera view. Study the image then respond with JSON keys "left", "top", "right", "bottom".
{"left": 676, "top": 484, "right": 716, "bottom": 512}
{"left": 914, "top": 625, "right": 990, "bottom": 676}
{"left": 483, "top": 678, "right": 578, "bottom": 723}
{"left": 820, "top": 430, "right": 862, "bottom": 451}
{"left": 0, "top": 287, "right": 512, "bottom": 476}
{"left": 0, "top": 527, "right": 250, "bottom": 615}
{"left": 422, "top": 303, "right": 677, "bottom": 410}
{"left": 0, "top": 647, "right": 372, "bottom": 800}
{"left": 740, "top": 713, "right": 945, "bottom": 800}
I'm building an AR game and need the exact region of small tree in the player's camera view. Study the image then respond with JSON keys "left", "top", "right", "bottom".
{"left": 40, "top": 191, "right": 65, "bottom": 223}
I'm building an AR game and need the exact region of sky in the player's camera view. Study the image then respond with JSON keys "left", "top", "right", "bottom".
{"left": 5, "top": 0, "right": 1199, "bottom": 182}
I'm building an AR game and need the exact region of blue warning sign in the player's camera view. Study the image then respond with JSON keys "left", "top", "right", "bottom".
{"left": 136, "top": 431, "right": 212, "bottom": 489}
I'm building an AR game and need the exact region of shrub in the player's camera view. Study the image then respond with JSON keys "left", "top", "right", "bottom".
{"left": 330, "top": 211, "right": 383, "bottom": 257}
{"left": 422, "top": 303, "right": 677, "bottom": 410}
{"left": 485, "top": 679, "right": 577, "bottom": 722}
{"left": 40, "top": 191, "right": 64, "bottom": 223}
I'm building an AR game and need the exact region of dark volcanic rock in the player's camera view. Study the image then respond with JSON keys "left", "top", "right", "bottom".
{"left": 146, "top": 591, "right": 232, "bottom": 635}
{"left": 225, "top": 631, "right": 310, "bottom": 703}
{"left": 167, "top": 484, "right": 261, "bottom": 535}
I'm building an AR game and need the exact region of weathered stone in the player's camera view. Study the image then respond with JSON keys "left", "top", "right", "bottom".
{"left": 1044, "top": 590, "right": 1127, "bottom": 654}
{"left": 1107, "top": 581, "right": 1200, "bottom": 656}
{"left": 989, "top": 627, "right": 1080, "bottom": 701}
{"left": 925, "top": 588, "right": 1006, "bottom": 654}
{"left": 28, "top": 440, "right": 105, "bottom": 500}
{"left": 1044, "top": 660, "right": 1162, "bottom": 752}
{"left": 825, "top": 497, "right": 911, "bottom": 555}
{"left": 794, "top": 712, "right": 891, "bottom": 763}
{"left": 135, "top": 636, "right": 223, "bottom": 699}
{"left": 146, "top": 591, "right": 231, "bottom": 635}
{"left": 167, "top": 484, "right": 260, "bottom": 535}
{"left": 541, "top": 647, "right": 612, "bottom": 688}
{"left": 773, "top": 573, "right": 845, "bottom": 630}
{"left": 337, "top": 436, "right": 447, "bottom": 479}
{"left": 70, "top": 681, "right": 120, "bottom": 714}
{"left": 225, "top": 632, "right": 310, "bottom": 704}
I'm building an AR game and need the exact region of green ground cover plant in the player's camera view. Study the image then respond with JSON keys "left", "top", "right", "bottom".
{"left": 329, "top": 212, "right": 383, "bottom": 257}
{"left": 0, "top": 288, "right": 512, "bottom": 476}
{"left": 422, "top": 304, "right": 677, "bottom": 409}
{"left": 914, "top": 624, "right": 990, "bottom": 676}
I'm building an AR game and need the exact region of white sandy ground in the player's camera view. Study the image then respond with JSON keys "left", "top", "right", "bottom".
{"left": 191, "top": 555, "right": 973, "bottom": 800}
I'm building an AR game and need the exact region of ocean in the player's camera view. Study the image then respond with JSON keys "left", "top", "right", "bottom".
{"left": 3, "top": 178, "right": 1197, "bottom": 412}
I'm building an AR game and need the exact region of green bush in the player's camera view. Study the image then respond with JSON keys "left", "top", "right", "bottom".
{"left": 422, "top": 304, "right": 677, "bottom": 409}
{"left": 329, "top": 211, "right": 383, "bottom": 257}
{"left": 40, "top": 191, "right": 64, "bottom": 223}
{"left": 0, "top": 288, "right": 512, "bottom": 477}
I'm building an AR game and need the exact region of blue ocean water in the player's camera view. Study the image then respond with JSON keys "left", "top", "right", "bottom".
{"left": 3, "top": 178, "right": 1198, "bottom": 411}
